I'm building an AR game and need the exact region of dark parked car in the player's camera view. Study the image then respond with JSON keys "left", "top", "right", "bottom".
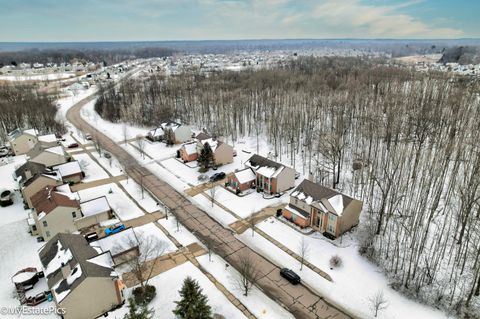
{"left": 84, "top": 232, "right": 99, "bottom": 242}
{"left": 104, "top": 152, "right": 112, "bottom": 159}
{"left": 209, "top": 172, "right": 226, "bottom": 182}
{"left": 280, "top": 268, "right": 301, "bottom": 285}
{"left": 67, "top": 143, "right": 79, "bottom": 148}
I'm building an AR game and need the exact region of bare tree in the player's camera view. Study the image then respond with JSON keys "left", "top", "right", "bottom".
{"left": 120, "top": 233, "right": 166, "bottom": 292}
{"left": 122, "top": 123, "right": 128, "bottom": 146}
{"left": 136, "top": 134, "right": 146, "bottom": 159}
{"left": 369, "top": 290, "right": 388, "bottom": 318}
{"left": 249, "top": 212, "right": 255, "bottom": 237}
{"left": 298, "top": 237, "right": 310, "bottom": 271}
{"left": 209, "top": 184, "right": 217, "bottom": 207}
{"left": 233, "top": 252, "right": 261, "bottom": 297}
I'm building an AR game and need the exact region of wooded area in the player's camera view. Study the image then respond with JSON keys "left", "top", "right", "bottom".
{"left": 95, "top": 57, "right": 480, "bottom": 317}
{"left": 0, "top": 84, "right": 63, "bottom": 143}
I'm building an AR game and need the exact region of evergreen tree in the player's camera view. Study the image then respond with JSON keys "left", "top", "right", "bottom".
{"left": 198, "top": 142, "right": 213, "bottom": 169}
{"left": 173, "top": 276, "right": 212, "bottom": 319}
{"left": 124, "top": 298, "right": 155, "bottom": 319}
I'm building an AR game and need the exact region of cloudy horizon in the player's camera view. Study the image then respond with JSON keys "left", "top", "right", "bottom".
{"left": 0, "top": 0, "right": 478, "bottom": 42}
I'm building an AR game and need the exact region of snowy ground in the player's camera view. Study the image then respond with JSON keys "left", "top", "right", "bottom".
{"left": 76, "top": 183, "right": 145, "bottom": 221}
{"left": 73, "top": 153, "right": 109, "bottom": 182}
{"left": 241, "top": 217, "right": 449, "bottom": 319}
{"left": 119, "top": 180, "right": 158, "bottom": 213}
{"left": 197, "top": 253, "right": 294, "bottom": 319}
{"left": 0, "top": 72, "right": 77, "bottom": 81}
{"left": 109, "top": 262, "right": 247, "bottom": 319}
{"left": 90, "top": 151, "right": 123, "bottom": 177}
{"left": 158, "top": 217, "right": 198, "bottom": 247}
{"left": 80, "top": 100, "right": 149, "bottom": 143}
{"left": 133, "top": 223, "right": 177, "bottom": 256}
{"left": 211, "top": 187, "right": 288, "bottom": 218}
{"left": 192, "top": 193, "right": 238, "bottom": 227}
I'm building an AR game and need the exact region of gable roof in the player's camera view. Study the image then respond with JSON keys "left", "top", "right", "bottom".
{"left": 39, "top": 233, "right": 117, "bottom": 303}
{"left": 182, "top": 143, "right": 197, "bottom": 155}
{"left": 246, "top": 154, "right": 286, "bottom": 178}
{"left": 53, "top": 161, "right": 82, "bottom": 177}
{"left": 233, "top": 168, "right": 256, "bottom": 184}
{"left": 31, "top": 185, "right": 79, "bottom": 216}
{"left": 15, "top": 161, "right": 48, "bottom": 183}
{"left": 195, "top": 132, "right": 211, "bottom": 141}
{"left": 8, "top": 128, "right": 38, "bottom": 140}
{"left": 79, "top": 196, "right": 111, "bottom": 217}
{"left": 291, "top": 179, "right": 355, "bottom": 216}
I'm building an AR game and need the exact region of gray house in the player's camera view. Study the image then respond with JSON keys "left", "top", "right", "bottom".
{"left": 39, "top": 233, "right": 126, "bottom": 319}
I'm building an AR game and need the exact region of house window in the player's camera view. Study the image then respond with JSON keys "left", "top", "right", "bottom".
{"left": 72, "top": 211, "right": 77, "bottom": 218}
{"left": 43, "top": 221, "right": 48, "bottom": 227}
{"left": 327, "top": 214, "right": 336, "bottom": 234}
{"left": 32, "top": 225, "right": 37, "bottom": 231}
{"left": 46, "top": 231, "right": 50, "bottom": 237}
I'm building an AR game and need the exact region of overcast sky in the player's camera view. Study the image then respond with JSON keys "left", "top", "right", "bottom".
{"left": 0, "top": 0, "right": 478, "bottom": 41}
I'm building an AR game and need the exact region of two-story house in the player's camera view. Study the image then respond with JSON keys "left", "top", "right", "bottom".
{"left": 283, "top": 179, "right": 363, "bottom": 238}
{"left": 246, "top": 154, "right": 295, "bottom": 195}
{"left": 39, "top": 233, "right": 126, "bottom": 319}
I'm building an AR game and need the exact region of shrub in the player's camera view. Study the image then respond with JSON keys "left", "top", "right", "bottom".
{"left": 199, "top": 167, "right": 208, "bottom": 173}
{"left": 133, "top": 285, "right": 156, "bottom": 305}
{"left": 329, "top": 255, "right": 343, "bottom": 269}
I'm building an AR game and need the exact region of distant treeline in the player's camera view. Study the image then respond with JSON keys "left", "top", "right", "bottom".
{"left": 0, "top": 47, "right": 176, "bottom": 67}
{"left": 439, "top": 46, "right": 480, "bottom": 64}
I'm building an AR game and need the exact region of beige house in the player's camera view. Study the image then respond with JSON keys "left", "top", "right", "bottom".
{"left": 39, "top": 233, "right": 126, "bottom": 319}
{"left": 196, "top": 138, "right": 234, "bottom": 166}
{"left": 53, "top": 161, "right": 84, "bottom": 184}
{"left": 8, "top": 128, "right": 38, "bottom": 155}
{"left": 38, "top": 134, "right": 59, "bottom": 148}
{"left": 283, "top": 179, "right": 363, "bottom": 238}
{"left": 246, "top": 154, "right": 295, "bottom": 194}
{"left": 30, "top": 185, "right": 81, "bottom": 241}
{"left": 76, "top": 196, "right": 113, "bottom": 230}
{"left": 28, "top": 146, "right": 70, "bottom": 167}
{"left": 147, "top": 121, "right": 192, "bottom": 144}
{"left": 15, "top": 162, "right": 63, "bottom": 208}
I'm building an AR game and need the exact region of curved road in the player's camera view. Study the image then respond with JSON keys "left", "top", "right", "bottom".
{"left": 66, "top": 92, "right": 354, "bottom": 319}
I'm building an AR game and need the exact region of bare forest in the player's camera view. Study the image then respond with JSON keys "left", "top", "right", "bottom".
{"left": 94, "top": 57, "right": 480, "bottom": 317}
{"left": 0, "top": 84, "right": 64, "bottom": 143}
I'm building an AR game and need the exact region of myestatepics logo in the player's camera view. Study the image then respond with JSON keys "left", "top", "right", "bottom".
{"left": 0, "top": 306, "right": 66, "bottom": 316}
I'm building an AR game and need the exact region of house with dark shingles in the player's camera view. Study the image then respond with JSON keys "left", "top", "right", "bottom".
{"left": 15, "top": 162, "right": 63, "bottom": 208}
{"left": 39, "top": 233, "right": 126, "bottom": 319}
{"left": 283, "top": 179, "right": 363, "bottom": 238}
{"left": 27, "top": 146, "right": 70, "bottom": 168}
{"left": 246, "top": 154, "right": 295, "bottom": 195}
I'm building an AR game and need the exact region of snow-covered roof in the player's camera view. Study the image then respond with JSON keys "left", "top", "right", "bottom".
{"left": 23, "top": 128, "right": 39, "bottom": 137}
{"left": 200, "top": 138, "right": 219, "bottom": 152}
{"left": 161, "top": 121, "right": 181, "bottom": 132}
{"left": 53, "top": 161, "right": 82, "bottom": 177}
{"left": 328, "top": 194, "right": 344, "bottom": 216}
{"left": 42, "top": 241, "right": 73, "bottom": 277}
{"left": 183, "top": 143, "right": 197, "bottom": 155}
{"left": 234, "top": 168, "right": 256, "bottom": 184}
{"left": 52, "top": 263, "right": 82, "bottom": 303}
{"left": 80, "top": 197, "right": 110, "bottom": 217}
{"left": 45, "top": 146, "right": 66, "bottom": 156}
{"left": 148, "top": 127, "right": 164, "bottom": 137}
{"left": 257, "top": 166, "right": 281, "bottom": 178}
{"left": 38, "top": 134, "right": 57, "bottom": 143}
{"left": 90, "top": 228, "right": 138, "bottom": 256}
{"left": 291, "top": 179, "right": 357, "bottom": 216}
{"left": 87, "top": 252, "right": 115, "bottom": 269}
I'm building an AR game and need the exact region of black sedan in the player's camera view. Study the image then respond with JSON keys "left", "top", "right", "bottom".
{"left": 209, "top": 172, "right": 226, "bottom": 182}
{"left": 280, "top": 268, "right": 301, "bottom": 285}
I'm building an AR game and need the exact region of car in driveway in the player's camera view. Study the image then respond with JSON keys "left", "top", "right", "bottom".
{"left": 105, "top": 223, "right": 126, "bottom": 236}
{"left": 67, "top": 143, "right": 79, "bottom": 148}
{"left": 209, "top": 172, "right": 226, "bottom": 182}
{"left": 280, "top": 268, "right": 301, "bottom": 284}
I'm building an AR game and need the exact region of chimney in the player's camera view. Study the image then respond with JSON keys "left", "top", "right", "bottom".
{"left": 61, "top": 262, "right": 71, "bottom": 279}
{"left": 25, "top": 170, "right": 32, "bottom": 180}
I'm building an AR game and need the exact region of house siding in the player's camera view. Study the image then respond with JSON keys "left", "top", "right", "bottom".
{"left": 213, "top": 143, "right": 233, "bottom": 165}
{"left": 58, "top": 277, "right": 123, "bottom": 319}
{"left": 74, "top": 210, "right": 111, "bottom": 231}
{"left": 22, "top": 176, "right": 62, "bottom": 208}
{"left": 35, "top": 207, "right": 80, "bottom": 240}
{"left": 11, "top": 134, "right": 38, "bottom": 155}
{"left": 173, "top": 126, "right": 192, "bottom": 143}
{"left": 275, "top": 167, "right": 296, "bottom": 193}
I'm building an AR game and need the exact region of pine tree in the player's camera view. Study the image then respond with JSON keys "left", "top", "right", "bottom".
{"left": 173, "top": 276, "right": 212, "bottom": 319}
{"left": 198, "top": 142, "right": 213, "bottom": 169}
{"left": 124, "top": 298, "right": 155, "bottom": 319}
